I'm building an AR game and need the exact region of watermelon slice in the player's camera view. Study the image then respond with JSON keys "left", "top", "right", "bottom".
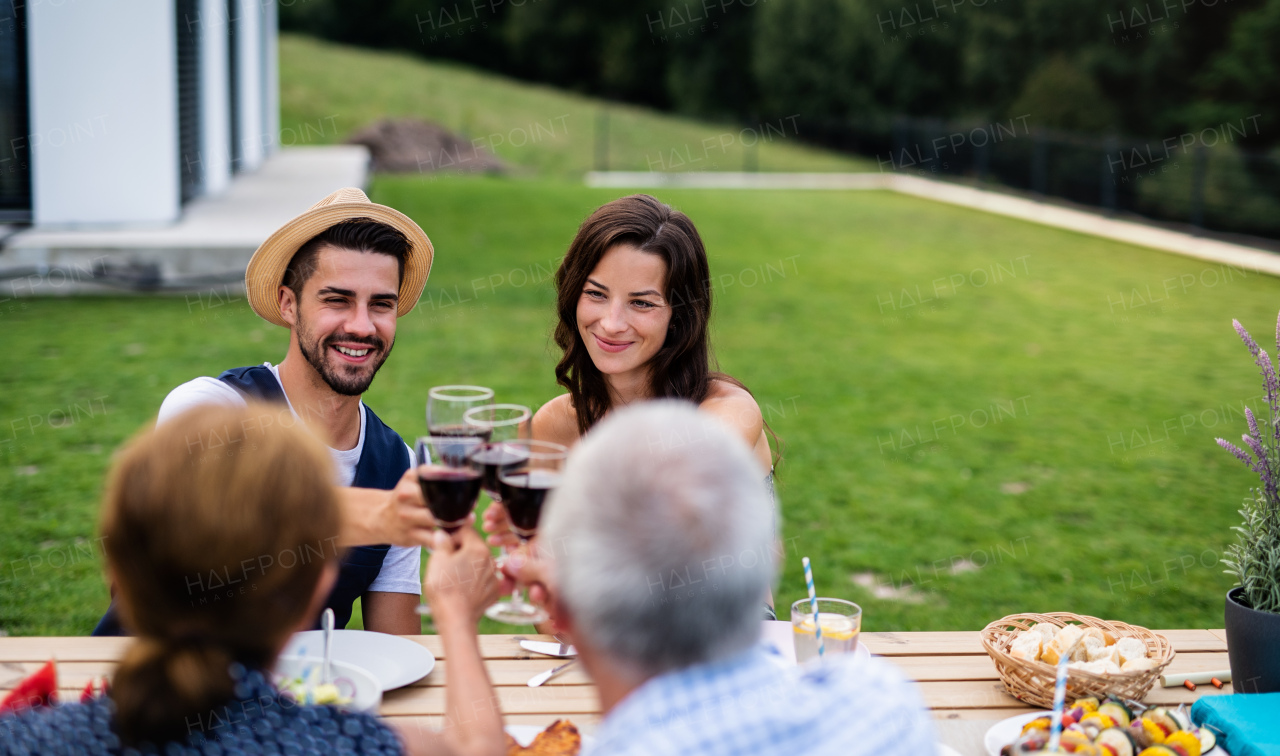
{"left": 78, "top": 676, "right": 110, "bottom": 703}
{"left": 0, "top": 659, "right": 58, "bottom": 713}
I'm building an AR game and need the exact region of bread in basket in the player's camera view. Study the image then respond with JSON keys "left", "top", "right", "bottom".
{"left": 980, "top": 612, "right": 1175, "bottom": 708}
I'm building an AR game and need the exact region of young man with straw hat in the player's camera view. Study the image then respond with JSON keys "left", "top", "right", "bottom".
{"left": 93, "top": 187, "right": 438, "bottom": 635}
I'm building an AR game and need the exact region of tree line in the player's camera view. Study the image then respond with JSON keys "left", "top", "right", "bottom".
{"left": 282, "top": 0, "right": 1279, "bottom": 148}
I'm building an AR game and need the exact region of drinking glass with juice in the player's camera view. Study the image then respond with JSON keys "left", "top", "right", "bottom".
{"left": 790, "top": 598, "right": 862, "bottom": 663}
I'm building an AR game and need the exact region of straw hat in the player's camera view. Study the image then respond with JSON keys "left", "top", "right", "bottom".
{"left": 245, "top": 187, "right": 433, "bottom": 328}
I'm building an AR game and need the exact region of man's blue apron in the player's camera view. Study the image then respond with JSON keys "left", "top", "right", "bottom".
{"left": 91, "top": 365, "right": 410, "bottom": 635}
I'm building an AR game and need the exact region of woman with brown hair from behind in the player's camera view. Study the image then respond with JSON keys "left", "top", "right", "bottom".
{"left": 0, "top": 403, "right": 505, "bottom": 756}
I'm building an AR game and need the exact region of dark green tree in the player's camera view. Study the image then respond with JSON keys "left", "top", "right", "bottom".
{"left": 1192, "top": 0, "right": 1280, "bottom": 148}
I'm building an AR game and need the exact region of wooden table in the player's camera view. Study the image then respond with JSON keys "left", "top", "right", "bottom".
{"left": 0, "top": 629, "right": 1233, "bottom": 755}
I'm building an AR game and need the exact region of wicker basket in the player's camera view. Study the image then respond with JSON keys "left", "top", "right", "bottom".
{"left": 980, "top": 612, "right": 1175, "bottom": 708}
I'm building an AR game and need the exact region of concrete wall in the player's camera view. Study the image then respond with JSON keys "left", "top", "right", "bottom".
{"left": 28, "top": 1, "right": 180, "bottom": 226}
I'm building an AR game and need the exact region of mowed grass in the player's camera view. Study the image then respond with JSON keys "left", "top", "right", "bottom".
{"left": 1, "top": 175, "right": 1273, "bottom": 635}
{"left": 278, "top": 34, "right": 870, "bottom": 176}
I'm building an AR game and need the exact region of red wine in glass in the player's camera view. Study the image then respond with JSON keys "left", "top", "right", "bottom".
{"left": 462, "top": 404, "right": 532, "bottom": 501}
{"left": 429, "top": 423, "right": 492, "bottom": 442}
{"left": 417, "top": 466, "right": 483, "bottom": 531}
{"left": 413, "top": 431, "right": 483, "bottom": 618}
{"left": 427, "top": 386, "right": 495, "bottom": 442}
{"left": 414, "top": 434, "right": 484, "bottom": 528}
{"left": 472, "top": 443, "right": 531, "bottom": 498}
{"left": 498, "top": 469, "right": 562, "bottom": 538}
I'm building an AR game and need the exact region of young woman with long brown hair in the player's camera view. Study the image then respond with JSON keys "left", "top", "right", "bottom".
{"left": 0, "top": 403, "right": 505, "bottom": 756}
{"left": 483, "top": 194, "right": 778, "bottom": 617}
{"left": 531, "top": 194, "right": 775, "bottom": 471}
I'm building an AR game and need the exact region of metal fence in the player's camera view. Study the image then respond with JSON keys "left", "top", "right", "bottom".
{"left": 803, "top": 115, "right": 1280, "bottom": 243}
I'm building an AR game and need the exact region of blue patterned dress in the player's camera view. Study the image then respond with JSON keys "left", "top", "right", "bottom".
{"left": 0, "top": 666, "right": 403, "bottom": 756}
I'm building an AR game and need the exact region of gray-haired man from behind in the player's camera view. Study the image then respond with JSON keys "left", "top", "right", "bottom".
{"left": 507, "top": 401, "right": 936, "bottom": 755}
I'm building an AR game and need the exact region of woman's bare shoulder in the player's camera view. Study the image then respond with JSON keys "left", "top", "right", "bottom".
{"left": 532, "top": 393, "right": 581, "bottom": 447}
{"left": 700, "top": 377, "right": 763, "bottom": 434}
{"left": 703, "top": 377, "right": 762, "bottom": 414}
{"left": 703, "top": 378, "right": 772, "bottom": 473}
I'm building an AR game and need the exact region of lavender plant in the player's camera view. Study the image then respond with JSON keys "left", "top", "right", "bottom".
{"left": 1215, "top": 315, "right": 1280, "bottom": 615}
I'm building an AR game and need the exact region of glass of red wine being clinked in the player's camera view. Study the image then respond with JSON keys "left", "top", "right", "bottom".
{"left": 484, "top": 438, "right": 567, "bottom": 625}
{"left": 412, "top": 386, "right": 494, "bottom": 617}
{"left": 426, "top": 385, "right": 495, "bottom": 439}
{"left": 463, "top": 404, "right": 533, "bottom": 503}
{"left": 412, "top": 432, "right": 485, "bottom": 616}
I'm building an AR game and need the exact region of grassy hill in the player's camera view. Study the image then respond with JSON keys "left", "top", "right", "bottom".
{"left": 2, "top": 173, "right": 1273, "bottom": 635}
{"left": 279, "top": 34, "right": 871, "bottom": 177}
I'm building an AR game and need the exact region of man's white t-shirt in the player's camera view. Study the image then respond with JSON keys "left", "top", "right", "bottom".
{"left": 157, "top": 362, "right": 421, "bottom": 596}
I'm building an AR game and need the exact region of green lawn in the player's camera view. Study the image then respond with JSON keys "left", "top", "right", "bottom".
{"left": 278, "top": 34, "right": 870, "bottom": 176}
{"left": 1, "top": 175, "right": 1273, "bottom": 636}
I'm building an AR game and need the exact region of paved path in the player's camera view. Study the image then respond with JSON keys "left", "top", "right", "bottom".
{"left": 586, "top": 171, "right": 1280, "bottom": 277}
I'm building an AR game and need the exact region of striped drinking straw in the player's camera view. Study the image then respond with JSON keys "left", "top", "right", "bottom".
{"left": 1046, "top": 645, "right": 1071, "bottom": 752}
{"left": 801, "top": 557, "right": 825, "bottom": 659}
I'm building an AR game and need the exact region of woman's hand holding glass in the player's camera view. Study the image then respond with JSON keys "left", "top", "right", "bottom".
{"left": 423, "top": 527, "right": 502, "bottom": 628}
{"left": 481, "top": 501, "right": 522, "bottom": 550}
{"left": 497, "top": 539, "right": 558, "bottom": 627}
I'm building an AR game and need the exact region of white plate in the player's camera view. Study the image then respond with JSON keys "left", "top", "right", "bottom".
{"left": 984, "top": 712, "right": 1048, "bottom": 756}
{"left": 936, "top": 745, "right": 964, "bottom": 756}
{"left": 282, "top": 630, "right": 435, "bottom": 691}
{"left": 505, "top": 725, "right": 544, "bottom": 748}
{"left": 983, "top": 711, "right": 1231, "bottom": 756}
{"left": 273, "top": 655, "right": 382, "bottom": 712}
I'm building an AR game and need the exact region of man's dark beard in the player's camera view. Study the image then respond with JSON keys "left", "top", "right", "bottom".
{"left": 296, "top": 313, "right": 394, "bottom": 396}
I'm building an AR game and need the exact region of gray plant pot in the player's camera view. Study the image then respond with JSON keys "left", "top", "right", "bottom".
{"left": 1224, "top": 586, "right": 1280, "bottom": 693}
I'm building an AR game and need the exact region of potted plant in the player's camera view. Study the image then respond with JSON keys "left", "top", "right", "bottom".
{"left": 1215, "top": 315, "right": 1280, "bottom": 693}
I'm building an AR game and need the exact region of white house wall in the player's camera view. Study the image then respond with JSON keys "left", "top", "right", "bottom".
{"left": 234, "top": 0, "right": 263, "bottom": 171}
{"left": 28, "top": 1, "right": 180, "bottom": 226}
{"left": 198, "top": 0, "right": 232, "bottom": 196}
{"left": 262, "top": 0, "right": 279, "bottom": 159}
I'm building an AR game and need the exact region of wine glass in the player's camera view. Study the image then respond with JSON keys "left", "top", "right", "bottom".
{"left": 426, "top": 386, "right": 494, "bottom": 438}
{"left": 412, "top": 434, "right": 484, "bottom": 616}
{"left": 484, "top": 439, "right": 567, "bottom": 625}
{"left": 463, "top": 404, "right": 532, "bottom": 502}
